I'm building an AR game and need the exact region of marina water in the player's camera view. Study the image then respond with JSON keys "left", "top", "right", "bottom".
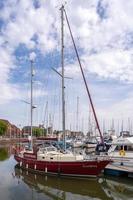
{"left": 0, "top": 145, "right": 133, "bottom": 200}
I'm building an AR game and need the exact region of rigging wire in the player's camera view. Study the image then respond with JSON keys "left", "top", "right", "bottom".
{"left": 64, "top": 8, "right": 104, "bottom": 143}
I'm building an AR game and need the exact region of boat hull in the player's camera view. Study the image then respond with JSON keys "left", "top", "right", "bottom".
{"left": 104, "top": 168, "right": 126, "bottom": 176}
{"left": 104, "top": 162, "right": 133, "bottom": 177}
{"left": 14, "top": 154, "right": 110, "bottom": 177}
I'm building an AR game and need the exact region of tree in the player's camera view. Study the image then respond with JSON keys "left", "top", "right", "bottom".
{"left": 32, "top": 127, "right": 46, "bottom": 137}
{"left": 0, "top": 120, "right": 8, "bottom": 136}
{"left": 42, "top": 128, "right": 46, "bottom": 136}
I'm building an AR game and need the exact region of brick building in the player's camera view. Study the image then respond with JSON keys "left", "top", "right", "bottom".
{"left": 0, "top": 119, "right": 21, "bottom": 138}
{"left": 54, "top": 130, "right": 84, "bottom": 140}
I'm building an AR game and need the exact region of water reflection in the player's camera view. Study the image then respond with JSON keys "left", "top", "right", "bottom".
{"left": 14, "top": 166, "right": 133, "bottom": 200}
{"left": 0, "top": 145, "right": 133, "bottom": 200}
{"left": 102, "top": 176, "right": 133, "bottom": 200}
{"left": 14, "top": 166, "right": 109, "bottom": 200}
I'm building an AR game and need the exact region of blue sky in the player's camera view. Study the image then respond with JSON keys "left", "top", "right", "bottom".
{"left": 1, "top": 0, "right": 133, "bottom": 134}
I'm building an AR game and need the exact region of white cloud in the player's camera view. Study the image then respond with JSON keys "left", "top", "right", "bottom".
{"left": 29, "top": 52, "right": 36, "bottom": 61}
{"left": 82, "top": 49, "right": 133, "bottom": 82}
{"left": 0, "top": 46, "right": 18, "bottom": 104}
{"left": 1, "top": 0, "right": 133, "bottom": 131}
{"left": 1, "top": 0, "right": 133, "bottom": 82}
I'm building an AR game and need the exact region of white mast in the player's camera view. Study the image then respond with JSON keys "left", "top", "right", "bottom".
{"left": 29, "top": 52, "right": 36, "bottom": 149}
{"left": 61, "top": 5, "right": 66, "bottom": 150}
{"left": 30, "top": 59, "right": 33, "bottom": 149}
{"left": 46, "top": 102, "right": 48, "bottom": 136}
{"left": 88, "top": 103, "right": 92, "bottom": 134}
{"left": 128, "top": 118, "right": 130, "bottom": 133}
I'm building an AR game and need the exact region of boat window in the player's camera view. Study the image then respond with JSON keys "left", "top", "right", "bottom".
{"left": 47, "top": 147, "right": 56, "bottom": 152}
{"left": 124, "top": 146, "right": 127, "bottom": 151}
{"left": 115, "top": 146, "right": 123, "bottom": 151}
{"left": 50, "top": 157, "right": 53, "bottom": 160}
{"left": 39, "top": 148, "right": 46, "bottom": 152}
{"left": 127, "top": 145, "right": 133, "bottom": 151}
{"left": 115, "top": 145, "right": 133, "bottom": 151}
{"left": 42, "top": 157, "right": 45, "bottom": 159}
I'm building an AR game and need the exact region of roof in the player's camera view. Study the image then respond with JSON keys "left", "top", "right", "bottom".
{"left": 0, "top": 119, "right": 10, "bottom": 124}
{"left": 112, "top": 136, "right": 133, "bottom": 145}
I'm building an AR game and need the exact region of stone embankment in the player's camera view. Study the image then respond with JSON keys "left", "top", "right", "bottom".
{"left": 0, "top": 138, "right": 29, "bottom": 144}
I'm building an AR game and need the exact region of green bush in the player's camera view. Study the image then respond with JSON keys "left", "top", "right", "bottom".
{"left": 32, "top": 127, "right": 46, "bottom": 137}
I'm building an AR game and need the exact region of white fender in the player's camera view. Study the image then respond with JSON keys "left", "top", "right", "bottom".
{"left": 45, "top": 167, "right": 47, "bottom": 173}
{"left": 34, "top": 164, "right": 36, "bottom": 170}
{"left": 26, "top": 164, "right": 28, "bottom": 169}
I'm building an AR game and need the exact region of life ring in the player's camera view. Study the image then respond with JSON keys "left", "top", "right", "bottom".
{"left": 119, "top": 150, "right": 125, "bottom": 156}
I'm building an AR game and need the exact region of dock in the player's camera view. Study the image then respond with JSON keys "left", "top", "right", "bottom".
{"left": 105, "top": 163, "right": 133, "bottom": 177}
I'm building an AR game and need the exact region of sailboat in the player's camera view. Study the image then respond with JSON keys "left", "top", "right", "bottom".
{"left": 14, "top": 5, "right": 110, "bottom": 178}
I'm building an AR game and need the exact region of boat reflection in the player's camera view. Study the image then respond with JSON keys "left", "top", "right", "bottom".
{"left": 14, "top": 166, "right": 133, "bottom": 200}
{"left": 14, "top": 165, "right": 110, "bottom": 200}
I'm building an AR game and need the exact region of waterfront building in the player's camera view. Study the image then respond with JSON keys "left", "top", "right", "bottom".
{"left": 0, "top": 119, "right": 21, "bottom": 138}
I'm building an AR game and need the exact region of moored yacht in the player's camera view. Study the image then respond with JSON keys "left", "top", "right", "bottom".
{"left": 15, "top": 145, "right": 110, "bottom": 177}
{"left": 105, "top": 135, "right": 133, "bottom": 176}
{"left": 14, "top": 5, "right": 110, "bottom": 178}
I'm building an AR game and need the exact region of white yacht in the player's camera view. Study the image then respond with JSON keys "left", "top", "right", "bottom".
{"left": 105, "top": 136, "right": 133, "bottom": 176}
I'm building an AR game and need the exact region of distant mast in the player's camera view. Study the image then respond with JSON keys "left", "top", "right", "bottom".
{"left": 76, "top": 96, "right": 79, "bottom": 131}
{"left": 111, "top": 118, "right": 114, "bottom": 131}
{"left": 128, "top": 118, "right": 130, "bottom": 134}
{"left": 44, "top": 101, "right": 48, "bottom": 136}
{"left": 102, "top": 119, "right": 105, "bottom": 135}
{"left": 88, "top": 103, "right": 92, "bottom": 135}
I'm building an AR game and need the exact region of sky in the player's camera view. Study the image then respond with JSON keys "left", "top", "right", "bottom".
{"left": 0, "top": 0, "right": 133, "bottom": 134}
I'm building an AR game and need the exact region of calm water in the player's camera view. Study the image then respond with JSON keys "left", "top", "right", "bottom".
{"left": 0, "top": 145, "right": 133, "bottom": 200}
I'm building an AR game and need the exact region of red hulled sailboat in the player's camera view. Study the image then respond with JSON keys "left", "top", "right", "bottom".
{"left": 14, "top": 5, "right": 110, "bottom": 177}
{"left": 14, "top": 146, "right": 110, "bottom": 177}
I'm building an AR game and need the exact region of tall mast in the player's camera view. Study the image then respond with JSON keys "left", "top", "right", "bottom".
{"left": 46, "top": 102, "right": 48, "bottom": 136}
{"left": 61, "top": 5, "right": 66, "bottom": 150}
{"left": 30, "top": 60, "right": 33, "bottom": 149}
